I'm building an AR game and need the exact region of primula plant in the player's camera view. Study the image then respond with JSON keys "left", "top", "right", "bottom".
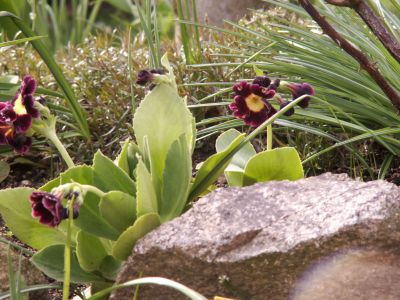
{"left": 0, "top": 55, "right": 197, "bottom": 297}
{"left": 217, "top": 72, "right": 314, "bottom": 187}
{"left": 0, "top": 76, "right": 38, "bottom": 154}
{"left": 0, "top": 54, "right": 313, "bottom": 298}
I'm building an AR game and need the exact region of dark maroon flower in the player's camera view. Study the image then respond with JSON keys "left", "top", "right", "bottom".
{"left": 20, "top": 76, "right": 37, "bottom": 96}
{"left": 0, "top": 76, "right": 40, "bottom": 154}
{"left": 0, "top": 103, "right": 17, "bottom": 123}
{"left": 29, "top": 192, "right": 66, "bottom": 227}
{"left": 136, "top": 70, "right": 153, "bottom": 85}
{"left": 268, "top": 79, "right": 281, "bottom": 91}
{"left": 12, "top": 76, "right": 39, "bottom": 121}
{"left": 0, "top": 115, "right": 32, "bottom": 154}
{"left": 229, "top": 81, "right": 277, "bottom": 128}
{"left": 7, "top": 134, "right": 32, "bottom": 155}
{"left": 136, "top": 69, "right": 165, "bottom": 86}
{"left": 287, "top": 83, "right": 314, "bottom": 108}
{"left": 279, "top": 100, "right": 295, "bottom": 116}
{"left": 252, "top": 76, "right": 271, "bottom": 88}
{"left": 13, "top": 114, "right": 32, "bottom": 133}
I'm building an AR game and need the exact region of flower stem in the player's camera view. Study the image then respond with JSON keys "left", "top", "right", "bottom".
{"left": 62, "top": 198, "right": 74, "bottom": 300}
{"left": 266, "top": 124, "right": 273, "bottom": 151}
{"left": 81, "top": 184, "right": 106, "bottom": 198}
{"left": 46, "top": 130, "right": 75, "bottom": 168}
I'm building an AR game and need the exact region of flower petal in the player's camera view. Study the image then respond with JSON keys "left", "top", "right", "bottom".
{"left": 0, "top": 103, "right": 17, "bottom": 122}
{"left": 233, "top": 81, "right": 251, "bottom": 97}
{"left": 280, "top": 101, "right": 295, "bottom": 116}
{"left": 252, "top": 76, "right": 271, "bottom": 88}
{"left": 22, "top": 76, "right": 37, "bottom": 95}
{"left": 8, "top": 134, "right": 32, "bottom": 154}
{"left": 288, "top": 83, "right": 314, "bottom": 108}
{"left": 29, "top": 192, "right": 64, "bottom": 227}
{"left": 13, "top": 115, "right": 32, "bottom": 133}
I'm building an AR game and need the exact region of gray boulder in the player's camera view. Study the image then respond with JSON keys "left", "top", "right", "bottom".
{"left": 171, "top": 0, "right": 265, "bottom": 26}
{"left": 113, "top": 173, "right": 400, "bottom": 299}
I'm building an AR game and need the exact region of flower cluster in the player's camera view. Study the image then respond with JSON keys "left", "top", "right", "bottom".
{"left": 0, "top": 76, "right": 39, "bottom": 154}
{"left": 229, "top": 75, "right": 314, "bottom": 127}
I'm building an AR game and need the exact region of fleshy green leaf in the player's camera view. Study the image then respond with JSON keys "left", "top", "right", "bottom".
{"left": 242, "top": 147, "right": 304, "bottom": 186}
{"left": 114, "top": 139, "right": 140, "bottom": 178}
{"left": 216, "top": 129, "right": 256, "bottom": 186}
{"left": 189, "top": 134, "right": 245, "bottom": 200}
{"left": 136, "top": 158, "right": 158, "bottom": 217}
{"left": 0, "top": 188, "right": 66, "bottom": 249}
{"left": 112, "top": 213, "right": 161, "bottom": 261}
{"left": 99, "top": 191, "right": 136, "bottom": 233}
{"left": 0, "top": 161, "right": 10, "bottom": 183}
{"left": 132, "top": 77, "right": 195, "bottom": 201}
{"left": 31, "top": 244, "right": 104, "bottom": 283}
{"left": 76, "top": 231, "right": 109, "bottom": 273}
{"left": 40, "top": 165, "right": 93, "bottom": 192}
{"left": 93, "top": 150, "right": 136, "bottom": 196}
{"left": 98, "top": 256, "right": 122, "bottom": 281}
{"left": 160, "top": 133, "right": 191, "bottom": 222}
{"left": 39, "top": 177, "right": 60, "bottom": 192}
{"left": 60, "top": 165, "right": 93, "bottom": 185}
{"left": 74, "top": 192, "right": 120, "bottom": 240}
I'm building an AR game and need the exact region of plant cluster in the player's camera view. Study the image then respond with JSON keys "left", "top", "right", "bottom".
{"left": 1, "top": 0, "right": 400, "bottom": 298}
{"left": 0, "top": 54, "right": 313, "bottom": 298}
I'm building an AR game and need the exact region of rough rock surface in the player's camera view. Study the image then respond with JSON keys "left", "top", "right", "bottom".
{"left": 195, "top": 0, "right": 265, "bottom": 26}
{"left": 171, "top": 0, "right": 265, "bottom": 26}
{"left": 0, "top": 243, "right": 50, "bottom": 299}
{"left": 113, "top": 173, "right": 400, "bottom": 299}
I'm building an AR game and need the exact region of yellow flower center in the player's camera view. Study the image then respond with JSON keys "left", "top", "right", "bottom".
{"left": 245, "top": 93, "right": 265, "bottom": 112}
{"left": 13, "top": 94, "right": 27, "bottom": 115}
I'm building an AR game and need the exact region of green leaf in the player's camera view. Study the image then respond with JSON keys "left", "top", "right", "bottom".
{"left": 98, "top": 256, "right": 122, "bottom": 281}
{"left": 136, "top": 158, "right": 158, "bottom": 217}
{"left": 0, "top": 11, "right": 90, "bottom": 139}
{"left": 189, "top": 134, "right": 245, "bottom": 200}
{"left": 112, "top": 213, "right": 161, "bottom": 261}
{"left": 253, "top": 65, "right": 264, "bottom": 76}
{"left": 243, "top": 147, "right": 304, "bottom": 186}
{"left": 60, "top": 165, "right": 93, "bottom": 184}
{"left": 40, "top": 165, "right": 93, "bottom": 192}
{"left": 31, "top": 244, "right": 104, "bottom": 283}
{"left": 39, "top": 177, "right": 60, "bottom": 192}
{"left": 132, "top": 77, "right": 195, "bottom": 201}
{"left": 76, "top": 231, "right": 109, "bottom": 273}
{"left": 216, "top": 129, "right": 256, "bottom": 187}
{"left": 0, "top": 36, "right": 46, "bottom": 48}
{"left": 74, "top": 192, "right": 120, "bottom": 240}
{"left": 93, "top": 150, "right": 136, "bottom": 196}
{"left": 0, "top": 188, "right": 66, "bottom": 250}
{"left": 99, "top": 191, "right": 136, "bottom": 233}
{"left": 90, "top": 281, "right": 114, "bottom": 300}
{"left": 0, "top": 161, "right": 10, "bottom": 183}
{"left": 160, "top": 134, "right": 191, "bottom": 222}
{"left": 114, "top": 139, "right": 140, "bottom": 178}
